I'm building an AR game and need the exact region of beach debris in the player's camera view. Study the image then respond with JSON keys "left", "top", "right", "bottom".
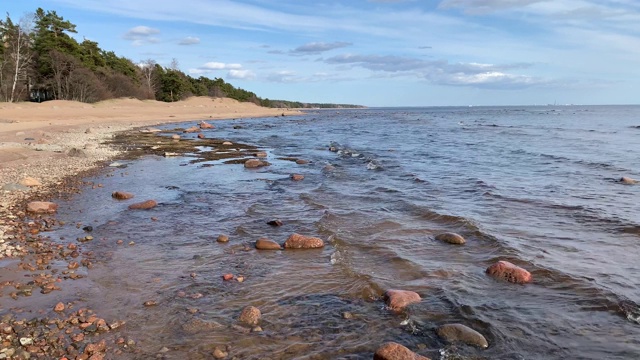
{"left": 244, "top": 159, "right": 267, "bottom": 168}
{"left": 238, "top": 306, "right": 261, "bottom": 326}
{"left": 267, "top": 219, "right": 283, "bottom": 226}
{"left": 199, "top": 121, "right": 214, "bottom": 129}
{"left": 290, "top": 174, "right": 304, "bottom": 181}
{"left": 384, "top": 289, "right": 421, "bottom": 311}
{"left": 374, "top": 342, "right": 430, "bottom": 360}
{"left": 436, "top": 323, "right": 489, "bottom": 348}
{"left": 217, "top": 234, "right": 229, "bottom": 243}
{"left": 19, "top": 176, "right": 42, "bottom": 187}
{"left": 435, "top": 232, "right": 466, "bottom": 245}
{"left": 128, "top": 199, "right": 157, "bottom": 210}
{"left": 486, "top": 260, "right": 532, "bottom": 284}
{"left": 255, "top": 237, "right": 282, "bottom": 250}
{"left": 620, "top": 176, "right": 638, "bottom": 184}
{"left": 112, "top": 191, "right": 134, "bottom": 200}
{"left": 283, "top": 233, "right": 324, "bottom": 249}
{"left": 26, "top": 201, "right": 58, "bottom": 214}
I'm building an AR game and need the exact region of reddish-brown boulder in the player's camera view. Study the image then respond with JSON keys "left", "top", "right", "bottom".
{"left": 384, "top": 289, "right": 421, "bottom": 311}
{"left": 112, "top": 191, "right": 134, "bottom": 200}
{"left": 197, "top": 133, "right": 205, "bottom": 139}
{"left": 435, "top": 232, "right": 465, "bottom": 245}
{"left": 26, "top": 201, "right": 58, "bottom": 214}
{"left": 290, "top": 174, "right": 304, "bottom": 181}
{"left": 374, "top": 342, "right": 430, "bottom": 360}
{"left": 199, "top": 121, "right": 214, "bottom": 129}
{"left": 244, "top": 159, "right": 266, "bottom": 168}
{"left": 255, "top": 238, "right": 282, "bottom": 250}
{"left": 283, "top": 233, "right": 324, "bottom": 249}
{"left": 128, "top": 200, "right": 157, "bottom": 210}
{"left": 239, "top": 306, "right": 261, "bottom": 326}
{"left": 222, "top": 273, "right": 234, "bottom": 281}
{"left": 486, "top": 260, "right": 532, "bottom": 284}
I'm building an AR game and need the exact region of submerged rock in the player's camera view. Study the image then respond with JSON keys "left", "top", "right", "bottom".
{"left": 183, "top": 126, "right": 201, "bottom": 133}
{"left": 290, "top": 174, "right": 305, "bottom": 181}
{"left": 620, "top": 176, "right": 638, "bottom": 184}
{"left": 374, "top": 342, "right": 430, "bottom": 360}
{"left": 435, "top": 232, "right": 466, "bottom": 245}
{"left": 197, "top": 133, "right": 206, "bottom": 139}
{"left": 26, "top": 201, "right": 58, "bottom": 214}
{"left": 128, "top": 200, "right": 158, "bottom": 210}
{"left": 283, "top": 233, "right": 324, "bottom": 249}
{"left": 112, "top": 191, "right": 134, "bottom": 200}
{"left": 182, "top": 318, "right": 223, "bottom": 334}
{"left": 267, "top": 219, "right": 283, "bottom": 226}
{"left": 239, "top": 306, "right": 261, "bottom": 326}
{"left": 384, "top": 289, "right": 421, "bottom": 311}
{"left": 244, "top": 159, "right": 267, "bottom": 168}
{"left": 255, "top": 238, "right": 282, "bottom": 250}
{"left": 486, "top": 260, "right": 532, "bottom": 284}
{"left": 436, "top": 323, "right": 488, "bottom": 348}
{"left": 199, "top": 121, "right": 214, "bottom": 129}
{"left": 217, "top": 234, "right": 229, "bottom": 243}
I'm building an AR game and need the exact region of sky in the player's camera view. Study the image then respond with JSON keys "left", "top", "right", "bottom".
{"left": 3, "top": 0, "right": 640, "bottom": 106}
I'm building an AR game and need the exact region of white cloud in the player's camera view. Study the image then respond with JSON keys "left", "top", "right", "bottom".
{"left": 123, "top": 25, "right": 160, "bottom": 45}
{"left": 228, "top": 69, "right": 256, "bottom": 80}
{"left": 189, "top": 62, "right": 244, "bottom": 75}
{"left": 179, "top": 36, "right": 200, "bottom": 45}
{"left": 291, "top": 41, "right": 352, "bottom": 54}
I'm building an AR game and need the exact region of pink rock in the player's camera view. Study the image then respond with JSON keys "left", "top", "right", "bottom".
{"left": 255, "top": 238, "right": 282, "bottom": 250}
{"left": 384, "top": 289, "right": 421, "bottom": 311}
{"left": 199, "top": 121, "right": 214, "bottom": 129}
{"left": 486, "top": 260, "right": 532, "bottom": 284}
{"left": 374, "top": 342, "right": 430, "bottom": 360}
{"left": 290, "top": 174, "right": 304, "bottom": 181}
{"left": 283, "top": 233, "right": 324, "bottom": 249}
{"left": 238, "top": 306, "right": 261, "bottom": 326}
{"left": 26, "top": 201, "right": 58, "bottom": 214}
{"left": 112, "top": 191, "right": 134, "bottom": 200}
{"left": 244, "top": 159, "right": 266, "bottom": 168}
{"left": 222, "top": 273, "right": 234, "bottom": 281}
{"left": 128, "top": 200, "right": 157, "bottom": 210}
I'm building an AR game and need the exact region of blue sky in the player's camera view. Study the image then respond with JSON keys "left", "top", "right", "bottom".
{"left": 4, "top": 0, "right": 640, "bottom": 106}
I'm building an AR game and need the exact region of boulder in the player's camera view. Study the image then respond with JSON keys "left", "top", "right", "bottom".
{"left": 239, "top": 306, "right": 261, "bottom": 326}
{"left": 620, "top": 176, "right": 638, "bottom": 184}
{"left": 67, "top": 148, "right": 87, "bottom": 158}
{"left": 283, "top": 233, "right": 324, "bottom": 249}
{"left": 435, "top": 232, "right": 465, "bottom": 245}
{"left": 255, "top": 238, "right": 282, "bottom": 250}
{"left": 255, "top": 151, "right": 267, "bottom": 158}
{"left": 181, "top": 318, "right": 223, "bottom": 334}
{"left": 112, "top": 191, "right": 134, "bottom": 200}
{"left": 436, "top": 323, "right": 488, "bottom": 348}
{"left": 267, "top": 219, "right": 283, "bottom": 226}
{"left": 171, "top": 134, "right": 181, "bottom": 140}
{"left": 128, "top": 200, "right": 158, "bottom": 210}
{"left": 19, "top": 177, "right": 41, "bottom": 187}
{"left": 374, "top": 342, "right": 430, "bottom": 360}
{"left": 295, "top": 159, "right": 309, "bottom": 165}
{"left": 290, "top": 174, "right": 305, "bottom": 181}
{"left": 183, "top": 126, "right": 201, "bottom": 133}
{"left": 197, "top": 133, "right": 205, "bottom": 139}
{"left": 384, "top": 289, "right": 421, "bottom": 311}
{"left": 486, "top": 260, "right": 532, "bottom": 284}
{"left": 199, "top": 121, "right": 214, "bottom": 129}
{"left": 26, "top": 201, "right": 58, "bottom": 214}
{"left": 244, "top": 159, "right": 266, "bottom": 168}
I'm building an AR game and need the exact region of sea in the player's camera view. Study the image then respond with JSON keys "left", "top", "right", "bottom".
{"left": 47, "top": 105, "right": 640, "bottom": 359}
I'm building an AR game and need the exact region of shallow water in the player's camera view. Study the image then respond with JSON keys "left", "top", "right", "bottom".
{"left": 48, "top": 106, "right": 640, "bottom": 359}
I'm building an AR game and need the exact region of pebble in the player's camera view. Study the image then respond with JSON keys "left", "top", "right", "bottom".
{"left": 244, "top": 159, "right": 266, "bottom": 168}
{"left": 290, "top": 174, "right": 304, "bottom": 181}
{"left": 128, "top": 199, "right": 157, "bottom": 210}
{"left": 54, "top": 302, "right": 65, "bottom": 312}
{"left": 222, "top": 274, "right": 234, "bottom": 281}
{"left": 255, "top": 238, "right": 282, "bottom": 250}
{"left": 212, "top": 347, "right": 228, "bottom": 359}
{"left": 217, "top": 234, "right": 229, "bottom": 243}
{"left": 112, "top": 191, "right": 134, "bottom": 200}
{"left": 435, "top": 232, "right": 466, "bottom": 245}
{"left": 267, "top": 219, "right": 283, "bottom": 226}
{"left": 26, "top": 201, "right": 58, "bottom": 214}
{"left": 143, "top": 300, "right": 158, "bottom": 307}
{"left": 436, "top": 323, "right": 489, "bottom": 348}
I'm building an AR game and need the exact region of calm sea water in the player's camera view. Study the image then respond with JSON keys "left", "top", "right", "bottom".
{"left": 51, "top": 106, "right": 640, "bottom": 359}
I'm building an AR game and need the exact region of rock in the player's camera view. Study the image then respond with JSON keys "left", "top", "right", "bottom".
{"left": 54, "top": 302, "right": 65, "bottom": 312}
{"left": 197, "top": 133, "right": 205, "bottom": 139}
{"left": 384, "top": 289, "right": 421, "bottom": 311}
{"left": 181, "top": 318, "right": 223, "bottom": 334}
{"left": 199, "top": 121, "right": 214, "bottom": 129}
{"left": 295, "top": 159, "right": 309, "bottom": 165}
{"left": 267, "top": 219, "right": 283, "bottom": 226}
{"left": 435, "top": 232, "right": 465, "bottom": 245}
{"left": 244, "top": 159, "right": 266, "bottom": 168}
{"left": 290, "top": 174, "right": 304, "bottom": 181}
{"left": 171, "top": 134, "right": 181, "bottom": 140}
{"left": 222, "top": 274, "right": 234, "bottom": 281}
{"left": 19, "top": 177, "right": 41, "bottom": 187}
{"left": 436, "top": 323, "right": 489, "bottom": 348}
{"left": 323, "top": 164, "right": 336, "bottom": 172}
{"left": 374, "top": 342, "right": 430, "bottom": 360}
{"left": 26, "top": 201, "right": 58, "bottom": 214}
{"left": 255, "top": 238, "right": 282, "bottom": 250}
{"left": 112, "top": 191, "right": 134, "bottom": 200}
{"left": 19, "top": 337, "right": 33, "bottom": 346}
{"left": 128, "top": 200, "right": 157, "bottom": 210}
{"left": 239, "top": 306, "right": 261, "bottom": 326}
{"left": 183, "top": 126, "right": 201, "bottom": 133}
{"left": 217, "top": 235, "right": 229, "bottom": 243}
{"left": 222, "top": 141, "right": 233, "bottom": 145}
{"left": 255, "top": 151, "right": 267, "bottom": 158}
{"left": 486, "top": 260, "right": 532, "bottom": 284}
{"left": 212, "top": 347, "right": 228, "bottom": 359}
{"left": 620, "top": 176, "right": 638, "bottom": 184}
{"left": 143, "top": 300, "right": 157, "bottom": 307}
{"left": 283, "top": 233, "right": 324, "bottom": 249}
{"left": 67, "top": 148, "right": 87, "bottom": 157}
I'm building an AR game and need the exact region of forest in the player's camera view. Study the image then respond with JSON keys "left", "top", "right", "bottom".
{"left": 0, "top": 8, "right": 362, "bottom": 108}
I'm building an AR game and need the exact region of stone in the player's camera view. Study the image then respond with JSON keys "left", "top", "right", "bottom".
{"left": 199, "top": 121, "right": 214, "bottom": 129}
{"left": 197, "top": 133, "right": 205, "bottom": 139}
{"left": 435, "top": 232, "right": 465, "bottom": 245}
{"left": 255, "top": 238, "right": 282, "bottom": 250}
{"left": 222, "top": 141, "right": 233, "bottom": 145}
{"left": 620, "top": 176, "right": 638, "bottom": 184}
{"left": 26, "top": 201, "right": 58, "bottom": 214}
{"left": 54, "top": 302, "right": 65, "bottom": 312}
{"left": 244, "top": 159, "right": 266, "bottom": 168}
{"left": 239, "top": 306, "right": 261, "bottom": 326}
{"left": 290, "top": 174, "right": 304, "bottom": 181}
{"left": 171, "top": 134, "right": 181, "bottom": 140}
{"left": 373, "top": 342, "right": 430, "bottom": 360}
{"left": 486, "top": 260, "right": 532, "bottom": 284}
{"left": 181, "top": 318, "right": 223, "bottom": 334}
{"left": 67, "top": 148, "right": 87, "bottom": 157}
{"left": 384, "top": 289, "right": 421, "bottom": 311}
{"left": 212, "top": 347, "right": 228, "bottom": 359}
{"left": 222, "top": 274, "right": 234, "bottom": 281}
{"left": 128, "top": 200, "right": 157, "bottom": 210}
{"left": 295, "top": 159, "right": 309, "bottom": 165}
{"left": 267, "top": 219, "right": 283, "bottom": 226}
{"left": 112, "top": 191, "right": 134, "bottom": 200}
{"left": 436, "top": 323, "right": 488, "bottom": 348}
{"left": 183, "top": 126, "right": 201, "bottom": 133}
{"left": 255, "top": 151, "right": 267, "bottom": 158}
{"left": 19, "top": 177, "right": 41, "bottom": 187}
{"left": 143, "top": 300, "right": 157, "bottom": 307}
{"left": 85, "top": 128, "right": 93, "bottom": 134}
{"left": 283, "top": 233, "right": 324, "bottom": 249}
{"left": 217, "top": 235, "right": 229, "bottom": 243}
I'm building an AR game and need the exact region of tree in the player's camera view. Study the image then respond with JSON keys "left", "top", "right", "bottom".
{"left": 139, "top": 58, "right": 157, "bottom": 98}
{"left": 32, "top": 8, "right": 79, "bottom": 82}
{"left": 0, "top": 13, "right": 34, "bottom": 102}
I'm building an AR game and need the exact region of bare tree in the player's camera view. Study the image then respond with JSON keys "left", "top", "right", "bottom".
{"left": 139, "top": 58, "right": 157, "bottom": 98}
{"left": 170, "top": 57, "right": 179, "bottom": 70}
{"left": 0, "top": 13, "right": 34, "bottom": 102}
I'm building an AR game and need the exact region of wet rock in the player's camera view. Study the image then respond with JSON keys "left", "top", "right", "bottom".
{"left": 267, "top": 219, "right": 283, "bottom": 226}
{"left": 171, "top": 134, "right": 181, "bottom": 140}
{"left": 290, "top": 174, "right": 304, "bottom": 181}
{"left": 54, "top": 302, "right": 65, "bottom": 312}
{"left": 222, "top": 274, "right": 234, "bottom": 281}
{"left": 283, "top": 233, "right": 324, "bottom": 249}
{"left": 183, "top": 126, "right": 201, "bottom": 133}
{"left": 239, "top": 306, "right": 261, "bottom": 326}
{"left": 486, "top": 260, "right": 532, "bottom": 284}
{"left": 435, "top": 232, "right": 466, "bottom": 245}
{"left": 199, "top": 121, "right": 214, "bottom": 129}
{"left": 222, "top": 141, "right": 233, "bottom": 145}
{"left": 620, "top": 176, "right": 638, "bottom": 184}
{"left": 82, "top": 225, "right": 93, "bottom": 232}
{"left": 143, "top": 300, "right": 158, "bottom": 307}
{"left": 295, "top": 159, "right": 309, "bottom": 165}
{"left": 67, "top": 148, "right": 87, "bottom": 157}
{"left": 244, "top": 159, "right": 266, "bottom": 168}
{"left": 197, "top": 133, "right": 206, "bottom": 139}
{"left": 374, "top": 342, "right": 430, "bottom": 360}
{"left": 255, "top": 151, "right": 267, "bottom": 158}
{"left": 182, "top": 318, "right": 223, "bottom": 334}
{"left": 19, "top": 177, "right": 41, "bottom": 187}
{"left": 212, "top": 347, "right": 228, "bottom": 359}
{"left": 128, "top": 200, "right": 157, "bottom": 210}
{"left": 217, "top": 234, "right": 229, "bottom": 243}
{"left": 255, "top": 238, "right": 282, "bottom": 250}
{"left": 436, "top": 323, "right": 488, "bottom": 348}
{"left": 384, "top": 289, "right": 421, "bottom": 311}
{"left": 323, "top": 164, "right": 336, "bottom": 172}
{"left": 26, "top": 201, "right": 58, "bottom": 214}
